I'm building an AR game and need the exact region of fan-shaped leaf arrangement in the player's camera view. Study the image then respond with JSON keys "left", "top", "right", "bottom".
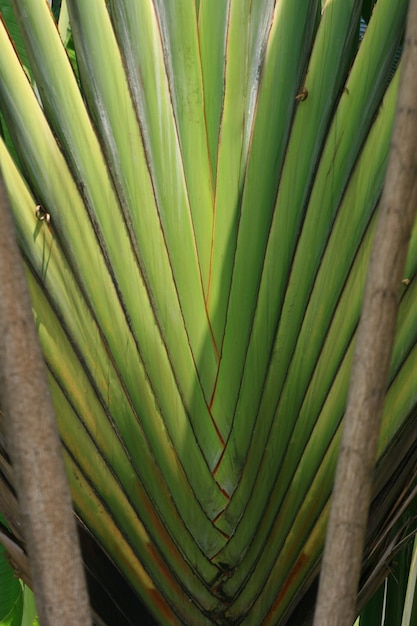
{"left": 1, "top": 0, "right": 417, "bottom": 624}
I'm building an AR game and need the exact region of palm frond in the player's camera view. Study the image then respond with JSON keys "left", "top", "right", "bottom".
{"left": 0, "top": 0, "right": 416, "bottom": 624}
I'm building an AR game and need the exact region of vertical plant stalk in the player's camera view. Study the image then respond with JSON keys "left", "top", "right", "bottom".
{"left": 0, "top": 173, "right": 91, "bottom": 625}
{"left": 313, "top": 1, "right": 417, "bottom": 625}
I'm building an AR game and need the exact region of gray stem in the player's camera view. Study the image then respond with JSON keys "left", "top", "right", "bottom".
{"left": 0, "top": 172, "right": 91, "bottom": 625}
{"left": 313, "top": 1, "right": 417, "bottom": 624}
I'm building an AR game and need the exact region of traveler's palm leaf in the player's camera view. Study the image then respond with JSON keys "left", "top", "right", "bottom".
{"left": 1, "top": 0, "right": 417, "bottom": 624}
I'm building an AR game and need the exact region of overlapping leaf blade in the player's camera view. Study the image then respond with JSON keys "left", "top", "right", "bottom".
{"left": 1, "top": 0, "right": 417, "bottom": 624}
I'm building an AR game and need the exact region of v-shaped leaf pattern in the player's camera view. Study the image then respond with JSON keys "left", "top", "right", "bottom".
{"left": 1, "top": 0, "right": 416, "bottom": 624}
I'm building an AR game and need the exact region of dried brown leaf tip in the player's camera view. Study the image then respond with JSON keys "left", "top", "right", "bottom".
{"left": 35, "top": 205, "right": 51, "bottom": 224}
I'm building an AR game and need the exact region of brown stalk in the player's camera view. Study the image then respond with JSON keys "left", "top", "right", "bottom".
{"left": 313, "top": 1, "right": 417, "bottom": 624}
{"left": 0, "top": 172, "right": 91, "bottom": 625}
